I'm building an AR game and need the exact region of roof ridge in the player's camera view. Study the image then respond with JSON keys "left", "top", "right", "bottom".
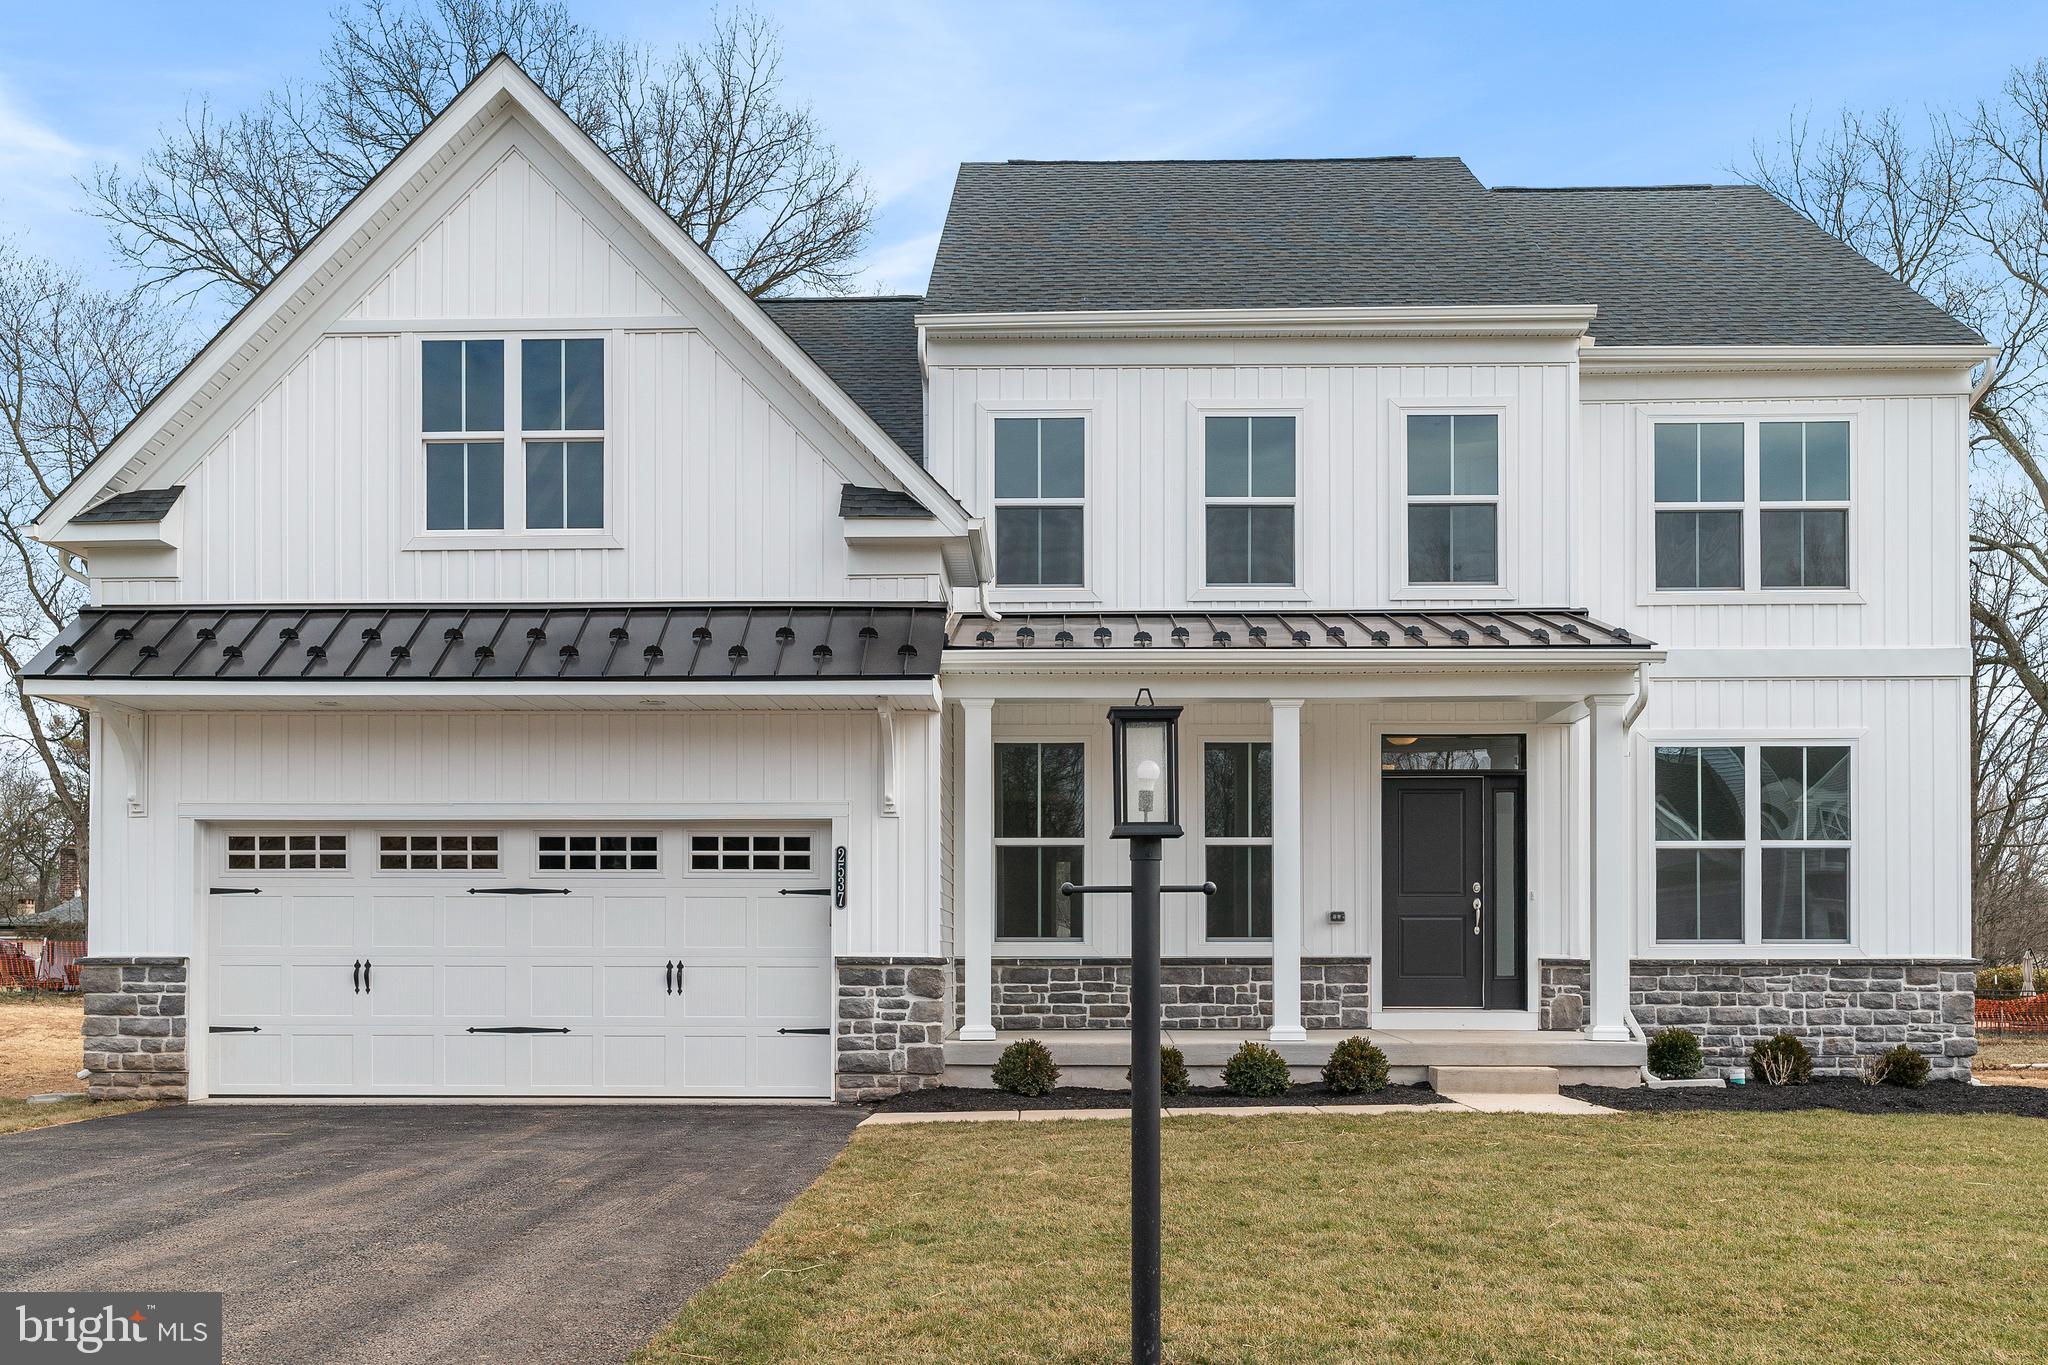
{"left": 1492, "top": 183, "right": 1731, "bottom": 193}
{"left": 761, "top": 294, "right": 924, "bottom": 303}
{"left": 990, "top": 155, "right": 1432, "bottom": 167}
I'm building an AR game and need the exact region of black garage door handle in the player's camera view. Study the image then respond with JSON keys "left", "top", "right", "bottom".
{"left": 466, "top": 1026, "right": 572, "bottom": 1034}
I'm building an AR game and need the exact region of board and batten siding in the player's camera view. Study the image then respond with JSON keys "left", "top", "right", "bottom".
{"left": 924, "top": 358, "right": 1575, "bottom": 611}
{"left": 1580, "top": 390, "right": 1971, "bottom": 650}
{"left": 88, "top": 710, "right": 940, "bottom": 960}
{"left": 1636, "top": 675, "right": 1971, "bottom": 960}
{"left": 91, "top": 119, "right": 939, "bottom": 607}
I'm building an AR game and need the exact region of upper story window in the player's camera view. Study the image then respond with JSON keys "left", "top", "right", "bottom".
{"left": 995, "top": 741, "right": 1085, "bottom": 939}
{"left": 993, "top": 417, "right": 1085, "bottom": 586}
{"left": 1204, "top": 417, "right": 1296, "bottom": 587}
{"left": 1651, "top": 419, "right": 1849, "bottom": 592}
{"left": 423, "top": 340, "right": 505, "bottom": 531}
{"left": 1653, "top": 422, "right": 1743, "bottom": 590}
{"left": 1204, "top": 741, "right": 1272, "bottom": 939}
{"left": 1653, "top": 742, "right": 1850, "bottom": 946}
{"left": 421, "top": 337, "right": 606, "bottom": 536}
{"left": 1759, "top": 421, "right": 1849, "bottom": 589}
{"left": 1406, "top": 414, "right": 1499, "bottom": 585}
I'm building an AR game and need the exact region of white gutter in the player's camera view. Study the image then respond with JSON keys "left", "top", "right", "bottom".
{"left": 1971, "top": 349, "right": 2002, "bottom": 407}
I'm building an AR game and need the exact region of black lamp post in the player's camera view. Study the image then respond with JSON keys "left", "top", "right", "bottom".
{"left": 1063, "top": 689, "right": 1211, "bottom": 1365}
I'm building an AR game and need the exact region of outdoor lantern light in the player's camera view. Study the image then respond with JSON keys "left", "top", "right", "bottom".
{"left": 1109, "top": 689, "right": 1183, "bottom": 839}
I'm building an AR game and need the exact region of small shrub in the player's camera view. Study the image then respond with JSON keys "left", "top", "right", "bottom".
{"left": 1646, "top": 1028, "right": 1704, "bottom": 1080}
{"left": 1126, "top": 1045, "right": 1190, "bottom": 1098}
{"left": 1977, "top": 964, "right": 2041, "bottom": 997}
{"left": 1321, "top": 1036, "right": 1391, "bottom": 1094}
{"left": 1220, "top": 1041, "right": 1293, "bottom": 1097}
{"left": 991, "top": 1038, "right": 1060, "bottom": 1096}
{"left": 1873, "top": 1044, "right": 1931, "bottom": 1088}
{"left": 1748, "top": 1032, "right": 1813, "bottom": 1086}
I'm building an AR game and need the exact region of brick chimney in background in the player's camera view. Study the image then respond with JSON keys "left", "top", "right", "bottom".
{"left": 55, "top": 844, "right": 79, "bottom": 905}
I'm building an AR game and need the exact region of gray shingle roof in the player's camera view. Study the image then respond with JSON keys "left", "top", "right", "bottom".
{"left": 922, "top": 158, "right": 1982, "bottom": 346}
{"left": 74, "top": 486, "right": 184, "bottom": 523}
{"left": 839, "top": 485, "right": 934, "bottom": 519}
{"left": 1491, "top": 185, "right": 1983, "bottom": 346}
{"left": 759, "top": 296, "right": 925, "bottom": 461}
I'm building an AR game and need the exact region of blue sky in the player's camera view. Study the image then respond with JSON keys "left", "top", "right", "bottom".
{"left": 4, "top": 0, "right": 2043, "bottom": 302}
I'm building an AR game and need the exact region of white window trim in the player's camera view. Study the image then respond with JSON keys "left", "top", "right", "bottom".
{"left": 978, "top": 400, "right": 1100, "bottom": 601}
{"left": 991, "top": 732, "right": 1096, "bottom": 951}
{"left": 1184, "top": 398, "right": 1311, "bottom": 602}
{"left": 1635, "top": 407, "right": 1863, "bottom": 605}
{"left": 1196, "top": 733, "right": 1274, "bottom": 947}
{"left": 1636, "top": 729, "right": 1864, "bottom": 958}
{"left": 1386, "top": 396, "right": 1515, "bottom": 600}
{"left": 407, "top": 328, "right": 622, "bottom": 551}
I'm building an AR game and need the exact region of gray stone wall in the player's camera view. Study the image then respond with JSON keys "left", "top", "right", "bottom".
{"left": 1632, "top": 959, "right": 1977, "bottom": 1081}
{"left": 954, "top": 958, "right": 1370, "bottom": 1031}
{"left": 836, "top": 957, "right": 947, "bottom": 1102}
{"left": 1540, "top": 956, "right": 1977, "bottom": 1080}
{"left": 79, "top": 956, "right": 188, "bottom": 1101}
{"left": 1539, "top": 959, "right": 1589, "bottom": 1031}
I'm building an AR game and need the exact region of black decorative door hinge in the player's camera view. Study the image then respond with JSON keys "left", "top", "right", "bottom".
{"left": 208, "top": 1025, "right": 261, "bottom": 1034}
{"left": 776, "top": 1027, "right": 831, "bottom": 1035}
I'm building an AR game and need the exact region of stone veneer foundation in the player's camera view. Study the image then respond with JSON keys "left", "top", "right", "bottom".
{"left": 79, "top": 956, "right": 189, "bottom": 1101}
{"left": 952, "top": 958, "right": 1371, "bottom": 1032}
{"left": 835, "top": 957, "right": 948, "bottom": 1102}
{"left": 1540, "top": 957, "right": 1977, "bottom": 1081}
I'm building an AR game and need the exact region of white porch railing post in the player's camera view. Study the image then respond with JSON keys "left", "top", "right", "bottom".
{"left": 1585, "top": 695, "right": 1633, "bottom": 1041}
{"left": 960, "top": 698, "right": 997, "bottom": 1041}
{"left": 1269, "top": 699, "right": 1307, "bottom": 1042}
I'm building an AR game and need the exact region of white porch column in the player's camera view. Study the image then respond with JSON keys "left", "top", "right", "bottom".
{"left": 1268, "top": 699, "right": 1307, "bottom": 1042}
{"left": 959, "top": 698, "right": 997, "bottom": 1041}
{"left": 1585, "top": 694, "right": 1633, "bottom": 1041}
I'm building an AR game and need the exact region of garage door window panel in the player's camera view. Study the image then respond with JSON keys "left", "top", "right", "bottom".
{"left": 378, "top": 833, "right": 500, "bottom": 872}
{"left": 226, "top": 832, "right": 348, "bottom": 872}
{"left": 688, "top": 832, "right": 814, "bottom": 872}
{"left": 538, "top": 832, "right": 658, "bottom": 872}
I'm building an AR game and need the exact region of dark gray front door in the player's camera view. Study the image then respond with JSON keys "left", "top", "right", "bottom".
{"left": 1382, "top": 775, "right": 1526, "bottom": 1009}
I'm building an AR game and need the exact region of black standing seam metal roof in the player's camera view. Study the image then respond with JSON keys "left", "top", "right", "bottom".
{"left": 949, "top": 610, "right": 1651, "bottom": 651}
{"left": 839, "top": 485, "right": 936, "bottom": 519}
{"left": 759, "top": 296, "right": 926, "bottom": 462}
{"left": 27, "top": 605, "right": 947, "bottom": 683}
{"left": 73, "top": 487, "right": 185, "bottom": 524}
{"left": 922, "top": 158, "right": 1982, "bottom": 347}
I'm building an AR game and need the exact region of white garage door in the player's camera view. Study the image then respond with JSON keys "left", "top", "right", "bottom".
{"left": 204, "top": 825, "right": 834, "bottom": 1098}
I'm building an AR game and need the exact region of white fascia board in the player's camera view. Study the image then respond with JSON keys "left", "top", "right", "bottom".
{"left": 914, "top": 304, "right": 1599, "bottom": 342}
{"left": 940, "top": 646, "right": 1660, "bottom": 675}
{"left": 1579, "top": 343, "right": 1997, "bottom": 376}
{"left": 35, "top": 58, "right": 967, "bottom": 541}
{"left": 41, "top": 522, "right": 176, "bottom": 552}
{"left": 21, "top": 676, "right": 941, "bottom": 710}
{"left": 841, "top": 520, "right": 958, "bottom": 543}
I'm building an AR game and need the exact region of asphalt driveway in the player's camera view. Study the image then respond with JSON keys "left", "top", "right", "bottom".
{"left": 0, "top": 1103, "right": 864, "bottom": 1364}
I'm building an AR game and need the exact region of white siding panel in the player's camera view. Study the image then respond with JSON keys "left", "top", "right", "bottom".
{"left": 90, "top": 711, "right": 938, "bottom": 961}
{"left": 927, "top": 360, "right": 1575, "bottom": 612}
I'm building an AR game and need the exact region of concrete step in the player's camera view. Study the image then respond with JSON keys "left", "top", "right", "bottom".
{"left": 1427, "top": 1065, "right": 1560, "bottom": 1096}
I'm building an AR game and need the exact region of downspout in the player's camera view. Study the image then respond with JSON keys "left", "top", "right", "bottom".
{"left": 1620, "top": 664, "right": 1652, "bottom": 1077}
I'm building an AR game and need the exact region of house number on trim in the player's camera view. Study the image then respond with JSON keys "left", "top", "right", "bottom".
{"left": 835, "top": 846, "right": 848, "bottom": 908}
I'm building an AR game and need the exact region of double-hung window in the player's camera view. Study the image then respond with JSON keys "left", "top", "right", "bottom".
{"left": 1653, "top": 423, "right": 1743, "bottom": 589}
{"left": 522, "top": 338, "right": 605, "bottom": 529}
{"left": 1204, "top": 417, "right": 1296, "bottom": 587}
{"left": 1759, "top": 422, "right": 1849, "bottom": 589}
{"left": 1650, "top": 418, "right": 1850, "bottom": 592}
{"left": 1203, "top": 742, "right": 1272, "bottom": 939}
{"left": 993, "top": 417, "right": 1085, "bottom": 586}
{"left": 421, "top": 336, "right": 606, "bottom": 535}
{"left": 1654, "top": 742, "right": 1851, "bottom": 945}
{"left": 994, "top": 741, "right": 1085, "bottom": 939}
{"left": 1406, "top": 413, "right": 1499, "bottom": 585}
{"left": 423, "top": 340, "right": 505, "bottom": 530}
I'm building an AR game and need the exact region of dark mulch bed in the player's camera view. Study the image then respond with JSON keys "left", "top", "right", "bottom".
{"left": 866, "top": 1082, "right": 1444, "bottom": 1113}
{"left": 1566, "top": 1078, "right": 2048, "bottom": 1118}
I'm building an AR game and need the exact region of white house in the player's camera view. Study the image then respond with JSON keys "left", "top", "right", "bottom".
{"left": 27, "top": 58, "right": 1988, "bottom": 1103}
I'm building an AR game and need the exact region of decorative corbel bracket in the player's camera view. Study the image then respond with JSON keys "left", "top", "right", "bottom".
{"left": 101, "top": 703, "right": 148, "bottom": 817}
{"left": 877, "top": 701, "right": 899, "bottom": 818}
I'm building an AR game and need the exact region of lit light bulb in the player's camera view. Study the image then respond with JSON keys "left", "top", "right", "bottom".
{"left": 1135, "top": 757, "right": 1162, "bottom": 815}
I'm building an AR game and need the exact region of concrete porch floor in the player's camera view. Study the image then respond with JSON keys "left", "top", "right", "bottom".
{"left": 942, "top": 1028, "right": 1646, "bottom": 1089}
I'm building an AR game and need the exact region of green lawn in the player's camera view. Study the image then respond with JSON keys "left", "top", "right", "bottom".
{"left": 640, "top": 1111, "right": 2048, "bottom": 1364}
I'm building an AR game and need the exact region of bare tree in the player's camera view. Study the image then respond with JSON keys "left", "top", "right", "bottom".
{"left": 0, "top": 245, "right": 184, "bottom": 857}
{"left": 0, "top": 752, "right": 79, "bottom": 913}
{"left": 1745, "top": 63, "right": 2048, "bottom": 962}
{"left": 89, "top": 1, "right": 873, "bottom": 308}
